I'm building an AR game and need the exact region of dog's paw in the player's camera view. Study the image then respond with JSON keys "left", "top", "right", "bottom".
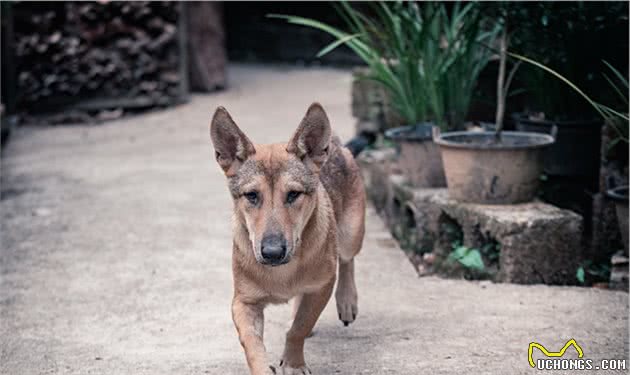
{"left": 335, "top": 286, "right": 358, "bottom": 326}
{"left": 278, "top": 360, "right": 312, "bottom": 375}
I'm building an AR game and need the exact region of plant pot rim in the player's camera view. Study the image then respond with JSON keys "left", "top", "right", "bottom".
{"left": 606, "top": 185, "right": 629, "bottom": 202}
{"left": 384, "top": 122, "right": 436, "bottom": 142}
{"left": 434, "top": 131, "right": 555, "bottom": 150}
{"left": 512, "top": 112, "right": 603, "bottom": 127}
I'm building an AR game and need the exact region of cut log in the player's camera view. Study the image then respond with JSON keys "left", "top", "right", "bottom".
{"left": 186, "top": 2, "right": 226, "bottom": 92}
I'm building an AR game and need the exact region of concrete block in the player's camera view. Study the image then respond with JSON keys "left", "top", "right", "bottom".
{"left": 351, "top": 68, "right": 384, "bottom": 122}
{"left": 430, "top": 192, "right": 583, "bottom": 284}
{"left": 357, "top": 148, "right": 397, "bottom": 215}
{"left": 358, "top": 153, "right": 584, "bottom": 285}
{"left": 386, "top": 174, "right": 413, "bottom": 246}
{"left": 610, "top": 253, "right": 629, "bottom": 291}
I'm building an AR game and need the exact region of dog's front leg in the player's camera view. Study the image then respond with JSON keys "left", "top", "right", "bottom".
{"left": 280, "top": 278, "right": 335, "bottom": 374}
{"left": 232, "top": 298, "right": 274, "bottom": 375}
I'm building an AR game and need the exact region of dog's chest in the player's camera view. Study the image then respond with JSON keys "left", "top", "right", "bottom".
{"left": 268, "top": 279, "right": 326, "bottom": 303}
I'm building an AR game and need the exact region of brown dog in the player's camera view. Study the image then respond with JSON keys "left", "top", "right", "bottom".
{"left": 210, "top": 103, "right": 366, "bottom": 374}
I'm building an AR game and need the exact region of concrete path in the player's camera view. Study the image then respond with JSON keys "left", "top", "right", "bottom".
{"left": 1, "top": 64, "right": 628, "bottom": 375}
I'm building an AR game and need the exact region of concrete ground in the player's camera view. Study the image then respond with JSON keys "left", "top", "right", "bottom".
{"left": 1, "top": 64, "right": 628, "bottom": 375}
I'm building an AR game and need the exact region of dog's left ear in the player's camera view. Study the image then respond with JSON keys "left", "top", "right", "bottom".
{"left": 287, "top": 102, "right": 331, "bottom": 170}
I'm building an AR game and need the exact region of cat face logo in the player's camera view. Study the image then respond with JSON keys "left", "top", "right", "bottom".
{"left": 528, "top": 339, "right": 584, "bottom": 368}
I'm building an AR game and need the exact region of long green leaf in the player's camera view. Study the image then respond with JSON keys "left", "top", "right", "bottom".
{"left": 603, "top": 60, "right": 629, "bottom": 89}
{"left": 508, "top": 52, "right": 608, "bottom": 120}
{"left": 603, "top": 73, "right": 628, "bottom": 103}
{"left": 316, "top": 33, "right": 362, "bottom": 58}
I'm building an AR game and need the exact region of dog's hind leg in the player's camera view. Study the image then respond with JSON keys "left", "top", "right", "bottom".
{"left": 232, "top": 299, "right": 274, "bottom": 375}
{"left": 335, "top": 258, "right": 358, "bottom": 326}
{"left": 335, "top": 195, "right": 365, "bottom": 326}
{"left": 280, "top": 278, "right": 335, "bottom": 374}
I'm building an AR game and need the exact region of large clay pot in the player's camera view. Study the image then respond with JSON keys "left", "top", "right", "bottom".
{"left": 385, "top": 123, "right": 446, "bottom": 188}
{"left": 434, "top": 129, "right": 555, "bottom": 204}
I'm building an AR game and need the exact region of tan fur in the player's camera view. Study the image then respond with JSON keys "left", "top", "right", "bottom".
{"left": 211, "top": 103, "right": 366, "bottom": 375}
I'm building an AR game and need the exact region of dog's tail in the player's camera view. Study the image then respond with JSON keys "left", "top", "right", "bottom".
{"left": 345, "top": 132, "right": 376, "bottom": 158}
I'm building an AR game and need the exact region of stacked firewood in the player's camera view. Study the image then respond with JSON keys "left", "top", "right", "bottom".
{"left": 12, "top": 2, "right": 184, "bottom": 112}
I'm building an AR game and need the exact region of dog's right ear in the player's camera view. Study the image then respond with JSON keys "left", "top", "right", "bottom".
{"left": 210, "top": 107, "right": 255, "bottom": 176}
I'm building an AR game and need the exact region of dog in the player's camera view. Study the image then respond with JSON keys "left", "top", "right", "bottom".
{"left": 210, "top": 103, "right": 366, "bottom": 375}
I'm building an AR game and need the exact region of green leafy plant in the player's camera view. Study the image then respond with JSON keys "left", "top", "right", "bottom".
{"left": 509, "top": 53, "right": 629, "bottom": 145}
{"left": 447, "top": 238, "right": 500, "bottom": 273}
{"left": 599, "top": 62, "right": 629, "bottom": 147}
{"left": 424, "top": 3, "right": 501, "bottom": 130}
{"left": 576, "top": 260, "right": 611, "bottom": 285}
{"left": 270, "top": 2, "right": 500, "bottom": 130}
{"left": 576, "top": 266, "right": 585, "bottom": 284}
{"left": 448, "top": 244, "right": 485, "bottom": 271}
{"left": 502, "top": 2, "right": 628, "bottom": 121}
{"left": 480, "top": 242, "right": 501, "bottom": 262}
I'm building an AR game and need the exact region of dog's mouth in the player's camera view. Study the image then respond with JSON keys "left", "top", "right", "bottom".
{"left": 258, "top": 257, "right": 290, "bottom": 267}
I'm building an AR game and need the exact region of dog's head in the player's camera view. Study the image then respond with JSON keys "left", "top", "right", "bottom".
{"left": 210, "top": 103, "right": 331, "bottom": 266}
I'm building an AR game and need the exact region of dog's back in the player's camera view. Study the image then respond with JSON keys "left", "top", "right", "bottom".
{"left": 320, "top": 136, "right": 366, "bottom": 226}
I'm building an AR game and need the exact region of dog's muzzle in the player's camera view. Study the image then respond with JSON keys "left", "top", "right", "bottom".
{"left": 260, "top": 233, "right": 289, "bottom": 266}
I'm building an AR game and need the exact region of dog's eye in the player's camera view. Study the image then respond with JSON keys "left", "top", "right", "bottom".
{"left": 243, "top": 191, "right": 259, "bottom": 205}
{"left": 286, "top": 191, "right": 302, "bottom": 204}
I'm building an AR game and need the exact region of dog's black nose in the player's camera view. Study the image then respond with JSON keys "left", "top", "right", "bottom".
{"left": 260, "top": 234, "right": 287, "bottom": 263}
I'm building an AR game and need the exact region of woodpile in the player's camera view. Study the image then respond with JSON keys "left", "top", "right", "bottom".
{"left": 11, "top": 2, "right": 186, "bottom": 115}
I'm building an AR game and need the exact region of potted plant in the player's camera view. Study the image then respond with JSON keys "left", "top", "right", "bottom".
{"left": 506, "top": 3, "right": 626, "bottom": 180}
{"left": 271, "top": 2, "right": 499, "bottom": 187}
{"left": 383, "top": 2, "right": 500, "bottom": 188}
{"left": 434, "top": 18, "right": 556, "bottom": 204}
